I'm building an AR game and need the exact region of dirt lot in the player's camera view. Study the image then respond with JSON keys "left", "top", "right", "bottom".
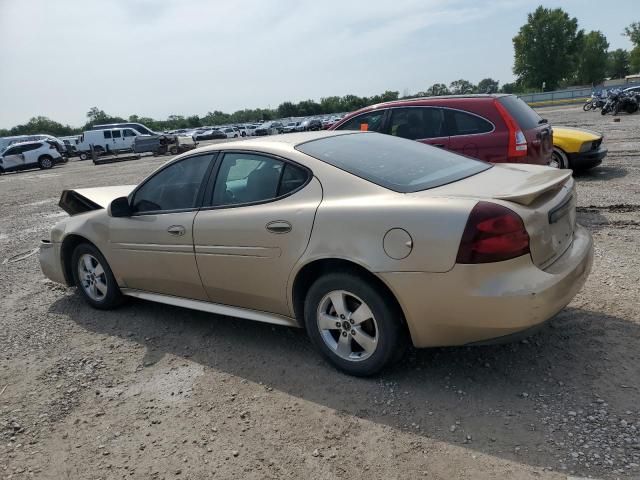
{"left": 0, "top": 106, "right": 638, "bottom": 480}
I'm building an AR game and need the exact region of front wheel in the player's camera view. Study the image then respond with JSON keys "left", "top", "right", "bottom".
{"left": 583, "top": 102, "right": 593, "bottom": 112}
{"left": 550, "top": 148, "right": 569, "bottom": 169}
{"left": 304, "top": 273, "right": 405, "bottom": 376}
{"left": 71, "top": 243, "right": 123, "bottom": 309}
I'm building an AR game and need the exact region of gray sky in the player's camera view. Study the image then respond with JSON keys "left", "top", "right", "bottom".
{"left": 0, "top": 0, "right": 635, "bottom": 127}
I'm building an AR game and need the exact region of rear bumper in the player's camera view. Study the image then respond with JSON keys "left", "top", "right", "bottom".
{"left": 39, "top": 240, "right": 67, "bottom": 285}
{"left": 380, "top": 225, "right": 593, "bottom": 348}
{"left": 568, "top": 147, "right": 607, "bottom": 170}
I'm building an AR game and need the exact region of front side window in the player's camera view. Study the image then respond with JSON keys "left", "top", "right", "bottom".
{"left": 336, "top": 111, "right": 385, "bottom": 132}
{"left": 103, "top": 131, "right": 112, "bottom": 139}
{"left": 388, "top": 107, "right": 446, "bottom": 140}
{"left": 131, "top": 154, "right": 213, "bottom": 213}
{"left": 447, "top": 110, "right": 493, "bottom": 136}
{"left": 123, "top": 129, "right": 137, "bottom": 137}
{"left": 3, "top": 146, "right": 20, "bottom": 156}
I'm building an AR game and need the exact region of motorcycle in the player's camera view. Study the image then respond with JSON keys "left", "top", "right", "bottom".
{"left": 583, "top": 92, "right": 606, "bottom": 111}
{"left": 614, "top": 91, "right": 639, "bottom": 115}
{"left": 601, "top": 89, "right": 621, "bottom": 115}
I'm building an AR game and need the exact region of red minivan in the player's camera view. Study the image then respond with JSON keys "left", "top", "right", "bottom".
{"left": 329, "top": 94, "right": 553, "bottom": 165}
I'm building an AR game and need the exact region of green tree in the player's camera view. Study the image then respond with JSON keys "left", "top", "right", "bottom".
{"left": 624, "top": 22, "right": 640, "bottom": 46}
{"left": 576, "top": 31, "right": 609, "bottom": 85}
{"left": 425, "top": 83, "right": 450, "bottom": 96}
{"left": 500, "top": 82, "right": 520, "bottom": 94}
{"left": 630, "top": 47, "right": 640, "bottom": 73}
{"left": 513, "top": 6, "right": 583, "bottom": 90}
{"left": 607, "top": 49, "right": 630, "bottom": 79}
{"left": 477, "top": 78, "right": 500, "bottom": 93}
{"left": 277, "top": 101, "right": 298, "bottom": 118}
{"left": 449, "top": 79, "right": 476, "bottom": 94}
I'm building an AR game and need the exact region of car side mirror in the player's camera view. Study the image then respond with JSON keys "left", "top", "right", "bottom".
{"left": 109, "top": 196, "right": 132, "bottom": 217}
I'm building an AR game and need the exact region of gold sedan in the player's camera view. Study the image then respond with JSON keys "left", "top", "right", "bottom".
{"left": 40, "top": 131, "right": 593, "bottom": 376}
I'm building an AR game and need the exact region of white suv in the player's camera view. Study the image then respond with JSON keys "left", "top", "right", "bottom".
{"left": 0, "top": 140, "right": 65, "bottom": 173}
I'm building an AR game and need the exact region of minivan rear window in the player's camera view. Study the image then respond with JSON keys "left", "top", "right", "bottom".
{"left": 296, "top": 132, "right": 490, "bottom": 193}
{"left": 498, "top": 96, "right": 545, "bottom": 130}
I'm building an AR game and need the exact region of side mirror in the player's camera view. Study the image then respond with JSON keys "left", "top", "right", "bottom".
{"left": 109, "top": 196, "right": 132, "bottom": 217}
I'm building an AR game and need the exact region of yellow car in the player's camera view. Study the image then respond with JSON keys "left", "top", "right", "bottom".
{"left": 551, "top": 127, "right": 607, "bottom": 170}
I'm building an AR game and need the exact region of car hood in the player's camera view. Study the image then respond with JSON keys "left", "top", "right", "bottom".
{"left": 59, "top": 185, "right": 136, "bottom": 215}
{"left": 553, "top": 126, "right": 601, "bottom": 142}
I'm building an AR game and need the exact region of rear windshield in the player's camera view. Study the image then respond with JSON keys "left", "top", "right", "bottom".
{"left": 296, "top": 133, "right": 490, "bottom": 193}
{"left": 498, "top": 96, "right": 545, "bottom": 129}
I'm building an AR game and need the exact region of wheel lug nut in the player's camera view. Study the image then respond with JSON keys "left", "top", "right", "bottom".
{"left": 340, "top": 314, "right": 345, "bottom": 319}
{"left": 342, "top": 331, "right": 347, "bottom": 337}
{"left": 335, "top": 322, "right": 341, "bottom": 328}
{"left": 349, "top": 319, "right": 354, "bottom": 324}
{"left": 351, "top": 330, "right": 356, "bottom": 335}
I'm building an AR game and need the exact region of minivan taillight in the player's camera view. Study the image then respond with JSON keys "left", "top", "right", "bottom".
{"left": 494, "top": 100, "right": 527, "bottom": 159}
{"left": 456, "top": 202, "right": 530, "bottom": 264}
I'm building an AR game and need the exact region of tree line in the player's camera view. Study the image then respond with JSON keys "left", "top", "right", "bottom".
{"left": 2, "top": 8, "right": 639, "bottom": 138}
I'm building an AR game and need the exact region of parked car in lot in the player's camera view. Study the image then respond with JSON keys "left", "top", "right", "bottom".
{"left": 551, "top": 127, "right": 607, "bottom": 170}
{"left": 254, "top": 122, "right": 283, "bottom": 136}
{"left": 0, "top": 134, "right": 67, "bottom": 157}
{"left": 282, "top": 121, "right": 301, "bottom": 133}
{"left": 0, "top": 140, "right": 65, "bottom": 173}
{"left": 40, "top": 131, "right": 592, "bottom": 376}
{"left": 297, "top": 119, "right": 323, "bottom": 131}
{"left": 193, "top": 129, "right": 227, "bottom": 141}
{"left": 330, "top": 94, "right": 553, "bottom": 166}
{"left": 217, "top": 127, "right": 240, "bottom": 138}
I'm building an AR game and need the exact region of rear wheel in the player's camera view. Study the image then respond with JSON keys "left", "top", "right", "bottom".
{"left": 79, "top": 152, "right": 88, "bottom": 160}
{"left": 550, "top": 148, "right": 569, "bottom": 169}
{"left": 304, "top": 273, "right": 405, "bottom": 376}
{"left": 71, "top": 243, "right": 123, "bottom": 309}
{"left": 169, "top": 145, "right": 179, "bottom": 155}
{"left": 38, "top": 155, "right": 54, "bottom": 169}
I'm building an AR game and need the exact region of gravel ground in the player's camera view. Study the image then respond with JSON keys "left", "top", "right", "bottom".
{"left": 0, "top": 106, "right": 638, "bottom": 479}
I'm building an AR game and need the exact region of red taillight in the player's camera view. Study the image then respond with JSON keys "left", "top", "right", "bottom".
{"left": 494, "top": 99, "right": 527, "bottom": 160}
{"left": 456, "top": 201, "right": 530, "bottom": 264}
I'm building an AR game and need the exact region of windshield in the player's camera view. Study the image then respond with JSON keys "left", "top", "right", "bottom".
{"left": 296, "top": 133, "right": 490, "bottom": 193}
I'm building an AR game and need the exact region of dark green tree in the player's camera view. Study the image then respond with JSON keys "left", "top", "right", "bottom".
{"left": 513, "top": 6, "right": 583, "bottom": 90}
{"left": 607, "top": 49, "right": 630, "bottom": 79}
{"left": 576, "top": 31, "right": 609, "bottom": 85}
{"left": 477, "top": 78, "right": 500, "bottom": 93}
{"left": 449, "top": 79, "right": 476, "bottom": 94}
{"left": 425, "top": 83, "right": 450, "bottom": 96}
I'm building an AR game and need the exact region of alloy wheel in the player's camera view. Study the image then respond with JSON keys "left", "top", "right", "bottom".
{"left": 77, "top": 253, "right": 108, "bottom": 301}
{"left": 316, "top": 290, "right": 379, "bottom": 362}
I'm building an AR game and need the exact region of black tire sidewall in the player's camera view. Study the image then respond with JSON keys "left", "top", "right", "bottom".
{"left": 71, "top": 243, "right": 123, "bottom": 310}
{"left": 304, "top": 273, "right": 404, "bottom": 376}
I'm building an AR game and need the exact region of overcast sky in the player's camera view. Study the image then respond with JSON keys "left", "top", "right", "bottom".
{"left": 0, "top": 0, "right": 635, "bottom": 127}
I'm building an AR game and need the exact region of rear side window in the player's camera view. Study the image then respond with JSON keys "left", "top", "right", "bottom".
{"left": 103, "top": 131, "right": 112, "bottom": 139}
{"left": 498, "top": 96, "right": 544, "bottom": 129}
{"left": 336, "top": 111, "right": 385, "bottom": 132}
{"left": 112, "top": 130, "right": 122, "bottom": 138}
{"left": 23, "top": 143, "right": 42, "bottom": 152}
{"left": 388, "top": 107, "right": 446, "bottom": 140}
{"left": 447, "top": 110, "right": 493, "bottom": 136}
{"left": 296, "top": 133, "right": 490, "bottom": 193}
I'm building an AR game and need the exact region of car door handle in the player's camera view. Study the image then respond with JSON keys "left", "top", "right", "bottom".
{"left": 432, "top": 144, "right": 445, "bottom": 148}
{"left": 167, "top": 225, "right": 186, "bottom": 236}
{"left": 266, "top": 220, "right": 292, "bottom": 234}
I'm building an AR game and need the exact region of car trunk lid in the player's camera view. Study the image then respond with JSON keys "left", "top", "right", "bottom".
{"left": 418, "top": 163, "right": 575, "bottom": 268}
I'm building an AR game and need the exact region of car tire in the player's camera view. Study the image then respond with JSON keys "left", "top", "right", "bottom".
{"left": 550, "top": 148, "right": 569, "bottom": 169}
{"left": 169, "top": 146, "right": 179, "bottom": 155}
{"left": 79, "top": 152, "right": 88, "bottom": 160}
{"left": 38, "top": 155, "right": 54, "bottom": 169}
{"left": 304, "top": 272, "right": 406, "bottom": 376}
{"left": 71, "top": 243, "right": 123, "bottom": 310}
